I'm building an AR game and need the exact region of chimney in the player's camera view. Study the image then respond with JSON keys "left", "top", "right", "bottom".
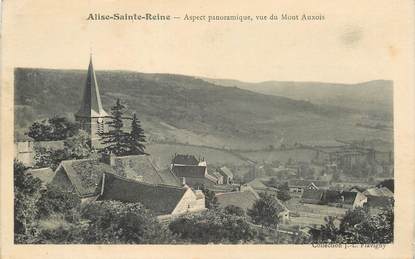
{"left": 182, "top": 177, "right": 186, "bottom": 186}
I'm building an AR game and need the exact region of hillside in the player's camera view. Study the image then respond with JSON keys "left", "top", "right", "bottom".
{"left": 14, "top": 68, "right": 393, "bottom": 149}
{"left": 201, "top": 78, "right": 393, "bottom": 119}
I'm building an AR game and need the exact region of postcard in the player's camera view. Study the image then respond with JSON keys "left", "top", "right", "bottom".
{"left": 1, "top": 0, "right": 414, "bottom": 258}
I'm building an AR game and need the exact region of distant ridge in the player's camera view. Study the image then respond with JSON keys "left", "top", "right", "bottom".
{"left": 14, "top": 68, "right": 393, "bottom": 148}
{"left": 200, "top": 77, "right": 393, "bottom": 116}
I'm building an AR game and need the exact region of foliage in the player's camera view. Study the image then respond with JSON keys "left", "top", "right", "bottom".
{"left": 81, "top": 200, "right": 173, "bottom": 244}
{"left": 100, "top": 99, "right": 147, "bottom": 156}
{"left": 27, "top": 116, "right": 78, "bottom": 141}
{"left": 128, "top": 113, "right": 147, "bottom": 155}
{"left": 224, "top": 205, "right": 245, "bottom": 216}
{"left": 169, "top": 209, "right": 257, "bottom": 244}
{"left": 197, "top": 185, "right": 218, "bottom": 209}
{"left": 33, "top": 130, "right": 92, "bottom": 170}
{"left": 339, "top": 207, "right": 368, "bottom": 232}
{"left": 14, "top": 160, "right": 42, "bottom": 243}
{"left": 36, "top": 184, "right": 81, "bottom": 219}
{"left": 247, "top": 192, "right": 283, "bottom": 228}
{"left": 99, "top": 99, "right": 130, "bottom": 156}
{"left": 35, "top": 215, "right": 87, "bottom": 244}
{"left": 312, "top": 204, "right": 394, "bottom": 244}
{"left": 276, "top": 182, "right": 291, "bottom": 202}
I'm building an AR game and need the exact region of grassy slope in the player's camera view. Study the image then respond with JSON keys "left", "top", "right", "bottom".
{"left": 14, "top": 68, "right": 393, "bottom": 150}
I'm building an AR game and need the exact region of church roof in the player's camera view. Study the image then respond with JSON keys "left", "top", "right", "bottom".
{"left": 75, "top": 56, "right": 108, "bottom": 118}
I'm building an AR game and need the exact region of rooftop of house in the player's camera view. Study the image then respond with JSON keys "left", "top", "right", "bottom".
{"left": 59, "top": 159, "right": 115, "bottom": 197}
{"left": 301, "top": 189, "right": 325, "bottom": 203}
{"left": 363, "top": 187, "right": 394, "bottom": 197}
{"left": 27, "top": 167, "right": 55, "bottom": 186}
{"left": 112, "top": 155, "right": 181, "bottom": 187}
{"left": 56, "top": 155, "right": 182, "bottom": 197}
{"left": 289, "top": 179, "right": 329, "bottom": 188}
{"left": 324, "top": 190, "right": 359, "bottom": 205}
{"left": 172, "top": 154, "right": 200, "bottom": 165}
{"left": 172, "top": 165, "right": 207, "bottom": 178}
{"left": 246, "top": 178, "right": 270, "bottom": 190}
{"left": 216, "top": 189, "right": 260, "bottom": 212}
{"left": 218, "top": 166, "right": 234, "bottom": 178}
{"left": 366, "top": 195, "right": 393, "bottom": 208}
{"left": 97, "top": 172, "right": 189, "bottom": 216}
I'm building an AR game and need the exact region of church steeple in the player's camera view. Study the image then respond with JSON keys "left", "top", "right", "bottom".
{"left": 76, "top": 56, "right": 108, "bottom": 118}
{"left": 75, "top": 56, "right": 109, "bottom": 144}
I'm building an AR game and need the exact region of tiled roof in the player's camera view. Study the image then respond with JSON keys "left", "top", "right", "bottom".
{"left": 216, "top": 190, "right": 260, "bottom": 211}
{"left": 363, "top": 187, "right": 393, "bottom": 197}
{"left": 172, "top": 165, "right": 206, "bottom": 178}
{"left": 59, "top": 159, "right": 115, "bottom": 197}
{"left": 27, "top": 167, "right": 55, "bottom": 186}
{"left": 98, "top": 173, "right": 187, "bottom": 215}
{"left": 366, "top": 195, "right": 393, "bottom": 208}
{"left": 172, "top": 154, "right": 199, "bottom": 165}
{"left": 324, "top": 190, "right": 358, "bottom": 205}
{"left": 247, "top": 178, "right": 269, "bottom": 190}
{"left": 301, "top": 189, "right": 324, "bottom": 203}
{"left": 289, "top": 179, "right": 329, "bottom": 188}
{"left": 218, "top": 166, "right": 234, "bottom": 178}
{"left": 112, "top": 155, "right": 181, "bottom": 186}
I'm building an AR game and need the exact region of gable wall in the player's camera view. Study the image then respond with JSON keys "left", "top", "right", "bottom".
{"left": 171, "top": 188, "right": 205, "bottom": 215}
{"left": 51, "top": 166, "right": 76, "bottom": 193}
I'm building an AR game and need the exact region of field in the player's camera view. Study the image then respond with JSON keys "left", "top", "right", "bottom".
{"left": 286, "top": 198, "right": 347, "bottom": 227}
{"left": 146, "top": 143, "right": 249, "bottom": 169}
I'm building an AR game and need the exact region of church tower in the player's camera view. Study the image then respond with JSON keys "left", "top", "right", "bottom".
{"left": 75, "top": 56, "right": 109, "bottom": 145}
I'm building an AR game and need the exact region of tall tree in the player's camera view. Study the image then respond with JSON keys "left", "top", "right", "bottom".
{"left": 14, "top": 160, "right": 42, "bottom": 243}
{"left": 247, "top": 192, "right": 283, "bottom": 228}
{"left": 99, "top": 99, "right": 130, "bottom": 156}
{"left": 128, "top": 113, "right": 147, "bottom": 155}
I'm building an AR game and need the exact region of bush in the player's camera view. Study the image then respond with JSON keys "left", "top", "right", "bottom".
{"left": 36, "top": 184, "right": 81, "bottom": 219}
{"left": 169, "top": 209, "right": 257, "bottom": 244}
{"left": 81, "top": 201, "right": 173, "bottom": 244}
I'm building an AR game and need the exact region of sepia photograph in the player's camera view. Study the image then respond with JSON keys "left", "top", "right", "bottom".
{"left": 1, "top": 0, "right": 414, "bottom": 258}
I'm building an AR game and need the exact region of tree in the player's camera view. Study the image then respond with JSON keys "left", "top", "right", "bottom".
{"left": 128, "top": 113, "right": 147, "bottom": 155}
{"left": 276, "top": 182, "right": 291, "bottom": 202}
{"left": 27, "top": 117, "right": 78, "bottom": 141}
{"left": 81, "top": 201, "right": 173, "bottom": 244}
{"left": 33, "top": 130, "right": 92, "bottom": 170}
{"left": 36, "top": 184, "right": 81, "bottom": 219}
{"left": 311, "top": 203, "right": 394, "bottom": 244}
{"left": 224, "top": 205, "right": 245, "bottom": 216}
{"left": 339, "top": 207, "right": 368, "bottom": 233}
{"left": 198, "top": 185, "right": 218, "bottom": 209}
{"left": 99, "top": 99, "right": 131, "bottom": 156}
{"left": 169, "top": 209, "right": 257, "bottom": 244}
{"left": 247, "top": 192, "right": 283, "bottom": 228}
{"left": 14, "top": 160, "right": 42, "bottom": 243}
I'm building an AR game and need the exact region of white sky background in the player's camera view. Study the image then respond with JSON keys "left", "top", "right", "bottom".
{"left": 2, "top": 0, "right": 408, "bottom": 83}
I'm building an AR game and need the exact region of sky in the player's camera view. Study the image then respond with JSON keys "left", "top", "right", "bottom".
{"left": 1, "top": 0, "right": 410, "bottom": 84}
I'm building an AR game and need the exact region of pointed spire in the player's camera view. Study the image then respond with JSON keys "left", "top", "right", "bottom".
{"left": 76, "top": 56, "right": 108, "bottom": 118}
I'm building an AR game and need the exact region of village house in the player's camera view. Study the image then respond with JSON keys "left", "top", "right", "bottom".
{"left": 215, "top": 185, "right": 290, "bottom": 224}
{"left": 170, "top": 153, "right": 228, "bottom": 187}
{"left": 171, "top": 165, "right": 220, "bottom": 186}
{"left": 301, "top": 189, "right": 367, "bottom": 209}
{"left": 51, "top": 154, "right": 181, "bottom": 202}
{"left": 216, "top": 166, "right": 234, "bottom": 184}
{"left": 96, "top": 172, "right": 206, "bottom": 220}
{"left": 288, "top": 179, "right": 329, "bottom": 196}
